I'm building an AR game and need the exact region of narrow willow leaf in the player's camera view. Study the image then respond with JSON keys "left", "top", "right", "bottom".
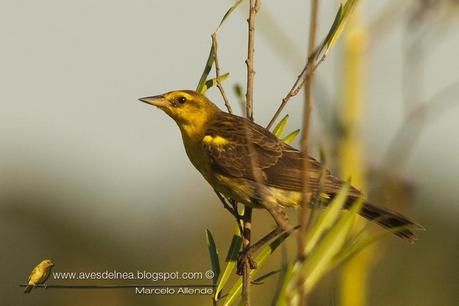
{"left": 197, "top": 0, "right": 246, "bottom": 93}
{"left": 272, "top": 265, "right": 293, "bottom": 306}
{"left": 223, "top": 231, "right": 292, "bottom": 306}
{"left": 281, "top": 129, "right": 300, "bottom": 144}
{"left": 316, "top": 0, "right": 361, "bottom": 61}
{"left": 233, "top": 83, "right": 245, "bottom": 105}
{"left": 253, "top": 269, "right": 281, "bottom": 284}
{"left": 319, "top": 145, "right": 327, "bottom": 164}
{"left": 206, "top": 229, "right": 220, "bottom": 286}
{"left": 196, "top": 46, "right": 215, "bottom": 93}
{"left": 329, "top": 224, "right": 418, "bottom": 272}
{"left": 202, "top": 72, "right": 230, "bottom": 93}
{"left": 272, "top": 264, "right": 293, "bottom": 306}
{"left": 322, "top": 4, "right": 344, "bottom": 55}
{"left": 273, "top": 115, "right": 289, "bottom": 138}
{"left": 304, "top": 184, "right": 350, "bottom": 254}
{"left": 217, "top": 0, "right": 244, "bottom": 31}
{"left": 285, "top": 197, "right": 363, "bottom": 304}
{"left": 214, "top": 227, "right": 243, "bottom": 301}
{"left": 302, "top": 198, "right": 363, "bottom": 293}
{"left": 328, "top": 0, "right": 360, "bottom": 51}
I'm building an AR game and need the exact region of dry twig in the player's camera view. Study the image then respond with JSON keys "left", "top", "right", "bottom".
{"left": 211, "top": 33, "right": 233, "bottom": 114}
{"left": 296, "top": 2, "right": 320, "bottom": 305}
{"left": 245, "top": 0, "right": 260, "bottom": 121}
{"left": 242, "top": 1, "right": 261, "bottom": 305}
{"left": 266, "top": 49, "right": 320, "bottom": 130}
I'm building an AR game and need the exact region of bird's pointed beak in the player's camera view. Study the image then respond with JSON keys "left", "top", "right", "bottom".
{"left": 138, "top": 95, "right": 169, "bottom": 108}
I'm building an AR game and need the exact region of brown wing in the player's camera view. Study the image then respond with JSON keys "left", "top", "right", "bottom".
{"left": 263, "top": 144, "right": 360, "bottom": 195}
{"left": 203, "top": 112, "right": 283, "bottom": 178}
{"left": 203, "top": 112, "right": 359, "bottom": 196}
{"left": 203, "top": 112, "right": 422, "bottom": 242}
{"left": 265, "top": 146, "right": 324, "bottom": 191}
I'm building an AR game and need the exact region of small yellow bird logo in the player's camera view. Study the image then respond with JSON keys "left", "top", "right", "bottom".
{"left": 24, "top": 259, "right": 55, "bottom": 293}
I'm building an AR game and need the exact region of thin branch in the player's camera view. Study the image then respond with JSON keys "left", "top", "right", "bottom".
{"left": 267, "top": 0, "right": 363, "bottom": 130}
{"left": 367, "top": 0, "right": 411, "bottom": 49}
{"left": 298, "top": 1, "right": 320, "bottom": 304}
{"left": 242, "top": 1, "right": 261, "bottom": 305}
{"left": 382, "top": 79, "right": 459, "bottom": 171}
{"left": 241, "top": 207, "right": 252, "bottom": 303}
{"left": 211, "top": 32, "right": 233, "bottom": 113}
{"left": 242, "top": 225, "right": 300, "bottom": 257}
{"left": 245, "top": 0, "right": 260, "bottom": 121}
{"left": 387, "top": 6, "right": 458, "bottom": 166}
{"left": 266, "top": 49, "right": 319, "bottom": 130}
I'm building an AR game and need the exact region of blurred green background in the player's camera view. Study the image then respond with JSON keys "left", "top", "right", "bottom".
{"left": 1, "top": 0, "right": 458, "bottom": 305}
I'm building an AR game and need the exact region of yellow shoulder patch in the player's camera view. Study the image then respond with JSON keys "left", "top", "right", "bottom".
{"left": 203, "top": 135, "right": 230, "bottom": 145}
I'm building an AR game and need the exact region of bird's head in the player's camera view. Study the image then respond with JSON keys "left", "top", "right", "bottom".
{"left": 39, "top": 259, "right": 55, "bottom": 268}
{"left": 139, "top": 90, "right": 220, "bottom": 139}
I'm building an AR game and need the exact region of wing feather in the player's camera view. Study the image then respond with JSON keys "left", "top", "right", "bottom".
{"left": 203, "top": 113, "right": 283, "bottom": 178}
{"left": 202, "top": 112, "right": 359, "bottom": 196}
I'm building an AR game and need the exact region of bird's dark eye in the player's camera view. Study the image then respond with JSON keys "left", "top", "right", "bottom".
{"left": 177, "top": 96, "right": 187, "bottom": 104}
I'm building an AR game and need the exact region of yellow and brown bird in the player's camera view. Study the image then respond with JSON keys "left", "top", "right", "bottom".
{"left": 24, "top": 259, "right": 54, "bottom": 293}
{"left": 139, "top": 90, "right": 423, "bottom": 241}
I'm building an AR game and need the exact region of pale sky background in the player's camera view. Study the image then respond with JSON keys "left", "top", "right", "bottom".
{"left": 1, "top": 0, "right": 458, "bottom": 238}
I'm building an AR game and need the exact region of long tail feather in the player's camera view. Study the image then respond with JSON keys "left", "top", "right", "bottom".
{"left": 344, "top": 197, "right": 425, "bottom": 243}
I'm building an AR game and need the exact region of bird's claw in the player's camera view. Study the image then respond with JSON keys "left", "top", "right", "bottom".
{"left": 236, "top": 249, "right": 257, "bottom": 275}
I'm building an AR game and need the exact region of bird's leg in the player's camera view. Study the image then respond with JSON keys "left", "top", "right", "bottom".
{"left": 260, "top": 197, "right": 294, "bottom": 233}
{"left": 214, "top": 190, "right": 242, "bottom": 232}
{"left": 231, "top": 201, "right": 244, "bottom": 234}
{"left": 215, "top": 191, "right": 253, "bottom": 275}
{"left": 237, "top": 252, "right": 257, "bottom": 275}
{"left": 44, "top": 284, "right": 48, "bottom": 289}
{"left": 247, "top": 227, "right": 283, "bottom": 254}
{"left": 237, "top": 227, "right": 282, "bottom": 275}
{"left": 237, "top": 208, "right": 256, "bottom": 275}
{"left": 237, "top": 208, "right": 301, "bottom": 275}
{"left": 237, "top": 199, "right": 294, "bottom": 275}
{"left": 237, "top": 223, "right": 302, "bottom": 275}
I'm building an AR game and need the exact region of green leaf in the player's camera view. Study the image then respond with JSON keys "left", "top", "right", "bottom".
{"left": 302, "top": 198, "right": 363, "bottom": 293}
{"left": 253, "top": 269, "right": 281, "bottom": 284}
{"left": 196, "top": 46, "right": 216, "bottom": 93}
{"left": 285, "top": 197, "right": 363, "bottom": 304}
{"left": 196, "top": 0, "right": 246, "bottom": 93}
{"left": 217, "top": 0, "right": 245, "bottom": 31}
{"left": 206, "top": 229, "right": 220, "bottom": 286}
{"left": 272, "top": 265, "right": 293, "bottom": 306}
{"left": 201, "top": 72, "right": 230, "bottom": 93}
{"left": 223, "top": 230, "right": 292, "bottom": 306}
{"left": 321, "top": 4, "right": 344, "bottom": 56}
{"left": 214, "top": 227, "right": 243, "bottom": 301}
{"left": 281, "top": 129, "right": 300, "bottom": 144}
{"left": 318, "top": 145, "right": 327, "bottom": 164}
{"left": 271, "top": 250, "right": 293, "bottom": 306}
{"left": 303, "top": 184, "right": 350, "bottom": 254}
{"left": 331, "top": 0, "right": 360, "bottom": 50}
{"left": 316, "top": 0, "right": 361, "bottom": 61}
{"left": 329, "top": 224, "right": 418, "bottom": 271}
{"left": 233, "top": 83, "right": 245, "bottom": 105}
{"left": 273, "top": 115, "right": 289, "bottom": 138}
